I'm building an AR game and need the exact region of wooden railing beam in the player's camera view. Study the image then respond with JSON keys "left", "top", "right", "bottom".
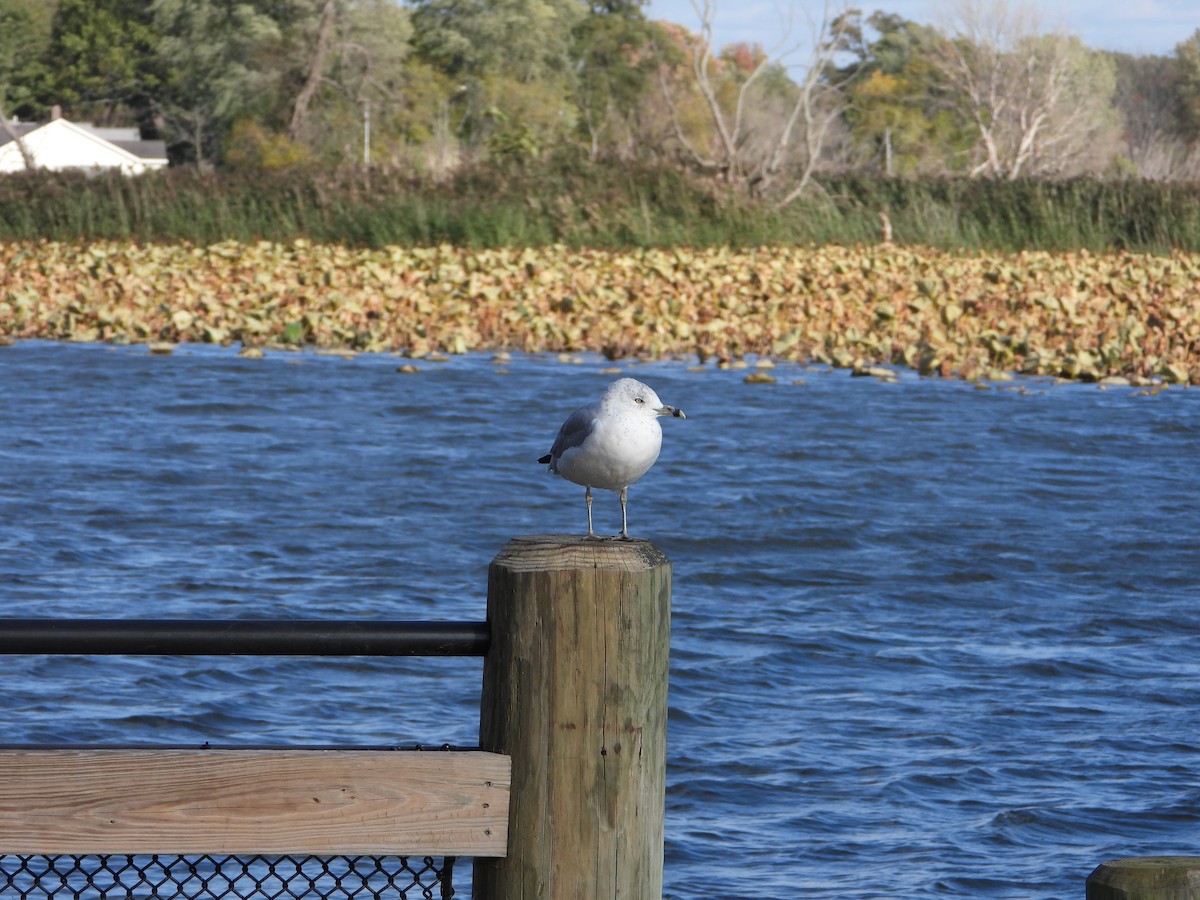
{"left": 0, "top": 748, "right": 510, "bottom": 856}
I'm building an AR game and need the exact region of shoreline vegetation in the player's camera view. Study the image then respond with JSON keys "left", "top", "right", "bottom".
{"left": 2, "top": 238, "right": 1197, "bottom": 386}
{"left": 5, "top": 166, "right": 1200, "bottom": 253}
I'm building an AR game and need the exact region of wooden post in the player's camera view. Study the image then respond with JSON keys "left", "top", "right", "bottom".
{"left": 474, "top": 535, "right": 671, "bottom": 900}
{"left": 1087, "top": 857, "right": 1200, "bottom": 899}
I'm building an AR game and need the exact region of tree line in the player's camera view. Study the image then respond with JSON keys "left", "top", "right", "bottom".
{"left": 2, "top": 0, "right": 1200, "bottom": 205}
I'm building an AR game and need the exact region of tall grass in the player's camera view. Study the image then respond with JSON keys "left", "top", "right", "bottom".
{"left": 2, "top": 158, "right": 1200, "bottom": 251}
{"left": 821, "top": 177, "right": 1200, "bottom": 251}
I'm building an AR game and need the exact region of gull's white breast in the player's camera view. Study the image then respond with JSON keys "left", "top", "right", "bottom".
{"left": 555, "top": 412, "right": 663, "bottom": 492}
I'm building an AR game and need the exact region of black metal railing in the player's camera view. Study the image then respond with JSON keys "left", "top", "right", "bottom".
{"left": 0, "top": 617, "right": 491, "bottom": 900}
{"left": 0, "top": 618, "right": 490, "bottom": 657}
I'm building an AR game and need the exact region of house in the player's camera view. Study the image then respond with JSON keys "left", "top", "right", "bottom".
{"left": 0, "top": 116, "right": 168, "bottom": 175}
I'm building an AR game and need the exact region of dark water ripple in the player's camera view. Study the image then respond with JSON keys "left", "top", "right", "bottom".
{"left": 2, "top": 341, "right": 1199, "bottom": 898}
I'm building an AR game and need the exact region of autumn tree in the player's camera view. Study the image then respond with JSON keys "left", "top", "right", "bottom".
{"left": 1108, "top": 50, "right": 1200, "bottom": 180}
{"left": 0, "top": 0, "right": 56, "bottom": 119}
{"left": 26, "top": 0, "right": 164, "bottom": 134}
{"left": 280, "top": 0, "right": 414, "bottom": 165}
{"left": 151, "top": 0, "right": 286, "bottom": 165}
{"left": 179, "top": 0, "right": 416, "bottom": 170}
{"left": 286, "top": 0, "right": 338, "bottom": 144}
{"left": 1174, "top": 30, "right": 1200, "bottom": 142}
{"left": 934, "top": 0, "right": 1121, "bottom": 179}
{"left": 836, "top": 12, "right": 967, "bottom": 175}
{"left": 410, "top": 0, "right": 582, "bottom": 160}
{"left": 1103, "top": 29, "right": 1200, "bottom": 180}
{"left": 662, "top": 0, "right": 856, "bottom": 203}
{"left": 571, "top": 0, "right": 663, "bottom": 161}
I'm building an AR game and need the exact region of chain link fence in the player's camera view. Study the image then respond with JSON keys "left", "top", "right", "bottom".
{"left": 0, "top": 853, "right": 459, "bottom": 899}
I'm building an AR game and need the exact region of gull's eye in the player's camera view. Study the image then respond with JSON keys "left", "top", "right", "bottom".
{"left": 634, "top": 397, "right": 644, "bottom": 404}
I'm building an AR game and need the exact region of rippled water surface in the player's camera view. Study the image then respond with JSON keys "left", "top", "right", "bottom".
{"left": 2, "top": 341, "right": 1199, "bottom": 898}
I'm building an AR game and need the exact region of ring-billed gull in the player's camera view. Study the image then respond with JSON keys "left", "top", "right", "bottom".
{"left": 539, "top": 378, "right": 686, "bottom": 538}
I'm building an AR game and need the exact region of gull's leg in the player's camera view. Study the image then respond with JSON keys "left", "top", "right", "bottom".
{"left": 585, "top": 485, "right": 594, "bottom": 536}
{"left": 619, "top": 486, "right": 630, "bottom": 539}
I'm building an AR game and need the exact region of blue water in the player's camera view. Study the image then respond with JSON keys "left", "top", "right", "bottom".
{"left": 2, "top": 341, "right": 1199, "bottom": 898}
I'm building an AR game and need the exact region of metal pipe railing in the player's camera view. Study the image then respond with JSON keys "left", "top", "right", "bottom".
{"left": 0, "top": 619, "right": 490, "bottom": 657}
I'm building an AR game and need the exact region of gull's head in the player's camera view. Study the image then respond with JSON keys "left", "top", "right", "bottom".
{"left": 604, "top": 378, "right": 686, "bottom": 420}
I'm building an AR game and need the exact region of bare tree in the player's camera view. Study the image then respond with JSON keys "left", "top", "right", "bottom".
{"left": 935, "top": 0, "right": 1121, "bottom": 178}
{"left": 277, "top": 0, "right": 416, "bottom": 165}
{"left": 660, "top": 0, "right": 854, "bottom": 204}
{"left": 0, "top": 101, "right": 34, "bottom": 170}
{"left": 1128, "top": 132, "right": 1200, "bottom": 180}
{"left": 1112, "top": 49, "right": 1200, "bottom": 180}
{"left": 289, "top": 0, "right": 339, "bottom": 143}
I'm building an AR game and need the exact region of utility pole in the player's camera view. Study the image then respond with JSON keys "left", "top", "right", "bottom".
{"left": 363, "top": 101, "right": 370, "bottom": 167}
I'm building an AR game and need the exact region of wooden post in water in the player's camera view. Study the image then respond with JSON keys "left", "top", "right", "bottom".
{"left": 1087, "top": 857, "right": 1200, "bottom": 899}
{"left": 474, "top": 534, "right": 671, "bottom": 900}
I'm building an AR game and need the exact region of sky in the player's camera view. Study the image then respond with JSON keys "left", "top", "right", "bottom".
{"left": 644, "top": 0, "right": 1200, "bottom": 59}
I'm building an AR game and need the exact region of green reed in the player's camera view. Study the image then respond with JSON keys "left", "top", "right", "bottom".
{"left": 2, "top": 160, "right": 1200, "bottom": 252}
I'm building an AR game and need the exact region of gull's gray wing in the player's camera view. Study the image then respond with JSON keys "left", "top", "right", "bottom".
{"left": 539, "top": 404, "right": 598, "bottom": 465}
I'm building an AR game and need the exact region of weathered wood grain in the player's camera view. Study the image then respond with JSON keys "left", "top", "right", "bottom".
{"left": 1087, "top": 856, "right": 1200, "bottom": 899}
{"left": 0, "top": 748, "right": 509, "bottom": 856}
{"left": 476, "top": 534, "right": 671, "bottom": 900}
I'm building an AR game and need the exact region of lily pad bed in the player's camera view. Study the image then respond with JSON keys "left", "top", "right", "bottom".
{"left": 1, "top": 241, "right": 1196, "bottom": 385}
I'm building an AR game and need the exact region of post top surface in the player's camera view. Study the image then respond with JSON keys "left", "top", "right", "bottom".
{"left": 1088, "top": 856, "right": 1200, "bottom": 891}
{"left": 1095, "top": 857, "right": 1200, "bottom": 869}
{"left": 491, "top": 534, "right": 671, "bottom": 573}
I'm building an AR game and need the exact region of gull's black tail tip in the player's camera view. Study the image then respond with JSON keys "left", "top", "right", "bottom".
{"left": 538, "top": 453, "right": 552, "bottom": 464}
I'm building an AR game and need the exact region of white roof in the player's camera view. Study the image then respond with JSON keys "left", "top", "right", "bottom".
{"left": 0, "top": 117, "right": 168, "bottom": 175}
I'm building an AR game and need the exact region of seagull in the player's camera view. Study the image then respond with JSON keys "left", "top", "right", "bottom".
{"left": 539, "top": 378, "right": 686, "bottom": 539}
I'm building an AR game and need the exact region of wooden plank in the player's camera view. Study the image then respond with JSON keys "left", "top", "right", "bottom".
{"left": 0, "top": 748, "right": 509, "bottom": 856}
